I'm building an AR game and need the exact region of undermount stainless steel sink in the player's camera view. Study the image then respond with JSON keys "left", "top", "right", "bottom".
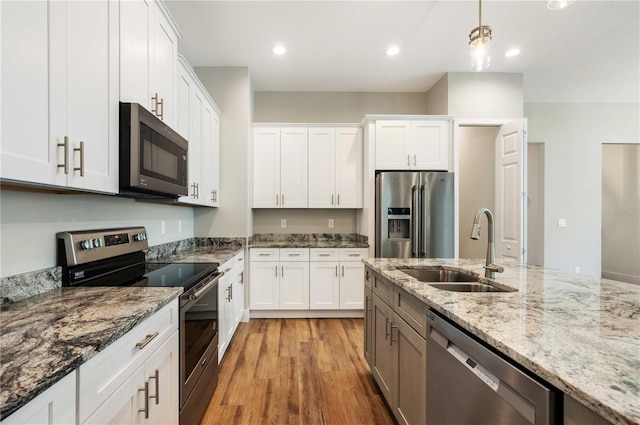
{"left": 428, "top": 282, "right": 508, "bottom": 293}
{"left": 398, "top": 268, "right": 478, "bottom": 283}
{"left": 397, "top": 267, "right": 515, "bottom": 293}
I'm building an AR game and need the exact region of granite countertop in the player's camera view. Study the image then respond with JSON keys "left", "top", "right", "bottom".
{"left": 363, "top": 258, "right": 640, "bottom": 425}
{"left": 0, "top": 287, "right": 182, "bottom": 419}
{"left": 250, "top": 233, "right": 369, "bottom": 249}
{"left": 148, "top": 245, "right": 244, "bottom": 265}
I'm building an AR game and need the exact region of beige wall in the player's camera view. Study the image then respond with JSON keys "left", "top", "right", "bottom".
{"left": 448, "top": 73, "right": 523, "bottom": 119}
{"left": 457, "top": 127, "right": 497, "bottom": 259}
{"left": 527, "top": 143, "right": 545, "bottom": 266}
{"left": 423, "top": 73, "right": 449, "bottom": 115}
{"left": 601, "top": 144, "right": 640, "bottom": 284}
{"left": 253, "top": 209, "right": 358, "bottom": 234}
{"left": 194, "top": 67, "right": 252, "bottom": 238}
{"left": 525, "top": 102, "right": 640, "bottom": 278}
{"left": 254, "top": 91, "right": 430, "bottom": 123}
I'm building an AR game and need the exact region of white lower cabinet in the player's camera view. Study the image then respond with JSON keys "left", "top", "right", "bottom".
{"left": 1, "top": 371, "right": 76, "bottom": 425}
{"left": 218, "top": 251, "right": 246, "bottom": 362}
{"left": 309, "top": 248, "right": 366, "bottom": 310}
{"left": 78, "top": 300, "right": 179, "bottom": 425}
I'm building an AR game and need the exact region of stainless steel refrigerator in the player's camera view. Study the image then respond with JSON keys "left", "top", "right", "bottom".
{"left": 375, "top": 171, "right": 454, "bottom": 258}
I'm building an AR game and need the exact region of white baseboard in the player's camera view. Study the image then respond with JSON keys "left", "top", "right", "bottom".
{"left": 249, "top": 310, "right": 364, "bottom": 319}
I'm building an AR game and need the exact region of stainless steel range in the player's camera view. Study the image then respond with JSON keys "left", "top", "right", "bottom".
{"left": 57, "top": 227, "right": 221, "bottom": 425}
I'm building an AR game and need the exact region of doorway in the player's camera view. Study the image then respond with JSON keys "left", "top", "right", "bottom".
{"left": 601, "top": 143, "right": 640, "bottom": 284}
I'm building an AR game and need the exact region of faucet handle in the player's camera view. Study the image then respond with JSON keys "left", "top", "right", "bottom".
{"left": 484, "top": 264, "right": 504, "bottom": 273}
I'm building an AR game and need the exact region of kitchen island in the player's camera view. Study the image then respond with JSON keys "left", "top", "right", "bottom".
{"left": 363, "top": 258, "right": 640, "bottom": 425}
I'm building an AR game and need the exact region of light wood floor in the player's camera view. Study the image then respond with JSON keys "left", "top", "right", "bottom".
{"left": 200, "top": 318, "right": 396, "bottom": 425}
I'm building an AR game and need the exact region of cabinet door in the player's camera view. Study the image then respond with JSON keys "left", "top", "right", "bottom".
{"left": 372, "top": 294, "right": 394, "bottom": 403}
{"left": 335, "top": 127, "right": 363, "bottom": 208}
{"left": 392, "top": 312, "right": 427, "bottom": 425}
{"left": 253, "top": 128, "right": 280, "bottom": 208}
{"left": 144, "top": 331, "right": 179, "bottom": 425}
{"left": 120, "top": 0, "right": 151, "bottom": 110}
{"left": 209, "top": 111, "right": 221, "bottom": 207}
{"left": 249, "top": 261, "right": 279, "bottom": 310}
{"left": 411, "top": 121, "right": 448, "bottom": 171}
{"left": 279, "top": 261, "right": 309, "bottom": 309}
{"left": 309, "top": 262, "right": 340, "bottom": 310}
{"left": 364, "top": 286, "right": 373, "bottom": 367}
{"left": 280, "top": 127, "right": 308, "bottom": 208}
{"left": 2, "top": 371, "right": 76, "bottom": 425}
{"left": 201, "top": 101, "right": 213, "bottom": 207}
{"left": 0, "top": 1, "right": 60, "bottom": 186}
{"left": 175, "top": 59, "right": 192, "bottom": 140}
{"left": 340, "top": 261, "right": 364, "bottom": 309}
{"left": 150, "top": 2, "right": 178, "bottom": 127}
{"left": 63, "top": 0, "right": 118, "bottom": 193}
{"left": 375, "top": 121, "right": 411, "bottom": 170}
{"left": 84, "top": 367, "right": 145, "bottom": 425}
{"left": 218, "top": 273, "right": 231, "bottom": 359}
{"left": 308, "top": 128, "right": 336, "bottom": 208}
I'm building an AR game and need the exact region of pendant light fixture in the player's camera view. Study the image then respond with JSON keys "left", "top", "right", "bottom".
{"left": 469, "top": 0, "right": 492, "bottom": 71}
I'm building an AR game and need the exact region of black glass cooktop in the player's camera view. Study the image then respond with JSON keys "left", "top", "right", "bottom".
{"left": 142, "top": 262, "right": 219, "bottom": 291}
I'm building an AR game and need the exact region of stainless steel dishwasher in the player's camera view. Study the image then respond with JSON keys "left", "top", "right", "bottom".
{"left": 426, "top": 309, "right": 559, "bottom": 425}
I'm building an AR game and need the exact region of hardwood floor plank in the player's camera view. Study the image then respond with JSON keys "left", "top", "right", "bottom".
{"left": 199, "top": 318, "right": 395, "bottom": 425}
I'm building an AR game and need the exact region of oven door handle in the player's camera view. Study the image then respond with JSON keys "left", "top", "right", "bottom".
{"left": 193, "top": 272, "right": 224, "bottom": 299}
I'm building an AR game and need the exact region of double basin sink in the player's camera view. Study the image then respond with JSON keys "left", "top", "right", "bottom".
{"left": 398, "top": 268, "right": 516, "bottom": 293}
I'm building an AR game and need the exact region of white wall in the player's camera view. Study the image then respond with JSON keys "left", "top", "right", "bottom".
{"left": 524, "top": 102, "right": 640, "bottom": 278}
{"left": 448, "top": 73, "right": 523, "bottom": 119}
{"left": 458, "top": 127, "right": 497, "bottom": 259}
{"left": 194, "top": 67, "right": 252, "bottom": 238}
{"left": 254, "top": 91, "right": 429, "bottom": 123}
{"left": 253, "top": 209, "right": 358, "bottom": 234}
{"left": 601, "top": 144, "right": 640, "bottom": 284}
{"left": 0, "top": 189, "right": 194, "bottom": 277}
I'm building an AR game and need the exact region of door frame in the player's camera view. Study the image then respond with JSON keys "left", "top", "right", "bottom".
{"left": 453, "top": 119, "right": 527, "bottom": 260}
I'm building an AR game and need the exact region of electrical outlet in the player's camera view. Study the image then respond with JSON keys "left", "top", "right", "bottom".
{"left": 161, "top": 220, "right": 166, "bottom": 234}
{"left": 178, "top": 220, "right": 182, "bottom": 232}
{"left": 281, "top": 219, "right": 287, "bottom": 228}
{"left": 574, "top": 267, "right": 580, "bottom": 274}
{"left": 328, "top": 219, "right": 334, "bottom": 228}
{"left": 558, "top": 218, "right": 567, "bottom": 228}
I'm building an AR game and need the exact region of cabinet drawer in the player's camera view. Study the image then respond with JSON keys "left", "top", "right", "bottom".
{"left": 233, "top": 252, "right": 245, "bottom": 273}
{"left": 279, "top": 248, "right": 309, "bottom": 262}
{"left": 372, "top": 272, "right": 393, "bottom": 306}
{"left": 310, "top": 248, "right": 339, "bottom": 261}
{"left": 250, "top": 248, "right": 279, "bottom": 262}
{"left": 339, "top": 248, "right": 368, "bottom": 261}
{"left": 394, "top": 285, "right": 428, "bottom": 338}
{"left": 78, "top": 299, "right": 178, "bottom": 423}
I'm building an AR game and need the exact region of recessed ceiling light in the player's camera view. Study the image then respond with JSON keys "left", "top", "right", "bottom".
{"left": 273, "top": 45, "right": 286, "bottom": 55}
{"left": 547, "top": 0, "right": 576, "bottom": 10}
{"left": 386, "top": 46, "right": 400, "bottom": 56}
{"left": 505, "top": 48, "right": 520, "bottom": 58}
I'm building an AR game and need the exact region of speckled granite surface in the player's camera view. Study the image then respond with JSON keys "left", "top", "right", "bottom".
{"left": 363, "top": 258, "right": 640, "bottom": 425}
{"left": 0, "top": 286, "right": 181, "bottom": 419}
{"left": 146, "top": 237, "right": 245, "bottom": 265}
{"left": 251, "top": 233, "right": 368, "bottom": 248}
{"left": 0, "top": 267, "right": 61, "bottom": 305}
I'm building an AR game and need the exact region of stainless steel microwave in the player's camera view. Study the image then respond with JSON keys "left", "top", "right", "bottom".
{"left": 119, "top": 103, "right": 188, "bottom": 198}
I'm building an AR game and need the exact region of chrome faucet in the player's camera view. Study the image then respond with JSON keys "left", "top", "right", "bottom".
{"left": 470, "top": 208, "right": 505, "bottom": 279}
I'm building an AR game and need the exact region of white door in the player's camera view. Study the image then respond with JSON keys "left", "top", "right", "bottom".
{"left": 218, "top": 273, "right": 231, "bottom": 359}
{"left": 253, "top": 128, "right": 280, "bottom": 208}
{"left": 249, "top": 261, "right": 279, "bottom": 309}
{"left": 340, "top": 262, "right": 365, "bottom": 309}
{"left": 210, "top": 112, "right": 221, "bottom": 207}
{"left": 150, "top": 4, "right": 178, "bottom": 127}
{"left": 279, "top": 262, "right": 309, "bottom": 309}
{"left": 375, "top": 121, "right": 411, "bottom": 170}
{"left": 84, "top": 367, "right": 145, "bottom": 425}
{"left": 309, "top": 262, "right": 340, "bottom": 310}
{"left": 280, "top": 127, "right": 308, "bottom": 208}
{"left": 201, "top": 102, "right": 213, "bottom": 207}
{"left": 144, "top": 332, "right": 179, "bottom": 425}
{"left": 411, "top": 121, "right": 448, "bottom": 171}
{"left": 335, "top": 127, "right": 363, "bottom": 208}
{"left": 308, "top": 128, "right": 336, "bottom": 208}
{"left": 120, "top": 0, "right": 151, "bottom": 110}
{"left": 495, "top": 120, "right": 526, "bottom": 262}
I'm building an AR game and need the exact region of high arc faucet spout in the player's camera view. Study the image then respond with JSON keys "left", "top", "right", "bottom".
{"left": 470, "top": 208, "right": 503, "bottom": 278}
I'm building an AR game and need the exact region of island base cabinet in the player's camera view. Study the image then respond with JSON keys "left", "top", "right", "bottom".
{"left": 372, "top": 293, "right": 394, "bottom": 402}
{"left": 1, "top": 371, "right": 76, "bottom": 425}
{"left": 364, "top": 285, "right": 373, "bottom": 367}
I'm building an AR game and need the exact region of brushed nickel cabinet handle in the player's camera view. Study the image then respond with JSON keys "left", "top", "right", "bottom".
{"left": 275, "top": 265, "right": 278, "bottom": 277}
{"left": 276, "top": 194, "right": 279, "bottom": 205}
{"left": 337, "top": 194, "right": 340, "bottom": 205}
{"left": 407, "top": 155, "right": 410, "bottom": 166}
{"left": 57, "top": 136, "right": 69, "bottom": 174}
{"left": 138, "top": 381, "right": 150, "bottom": 419}
{"left": 342, "top": 266, "right": 344, "bottom": 277}
{"left": 413, "top": 154, "right": 417, "bottom": 165}
{"left": 282, "top": 194, "right": 284, "bottom": 205}
{"left": 335, "top": 265, "right": 338, "bottom": 277}
{"left": 158, "top": 97, "right": 164, "bottom": 120}
{"left": 151, "top": 93, "right": 159, "bottom": 116}
{"left": 191, "top": 182, "right": 198, "bottom": 198}
{"left": 73, "top": 141, "right": 84, "bottom": 177}
{"left": 385, "top": 317, "right": 390, "bottom": 340}
{"left": 148, "top": 370, "right": 159, "bottom": 405}
{"left": 282, "top": 265, "right": 284, "bottom": 277}
{"left": 390, "top": 325, "right": 398, "bottom": 345}
{"left": 331, "top": 194, "right": 334, "bottom": 205}
{"left": 135, "top": 332, "right": 159, "bottom": 350}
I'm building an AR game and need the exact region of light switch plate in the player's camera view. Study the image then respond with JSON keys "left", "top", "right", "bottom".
{"left": 328, "top": 219, "right": 334, "bottom": 228}
{"left": 281, "top": 219, "right": 287, "bottom": 228}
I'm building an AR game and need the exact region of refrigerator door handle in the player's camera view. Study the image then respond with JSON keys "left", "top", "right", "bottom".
{"left": 411, "top": 185, "right": 419, "bottom": 257}
{"left": 419, "top": 184, "right": 426, "bottom": 257}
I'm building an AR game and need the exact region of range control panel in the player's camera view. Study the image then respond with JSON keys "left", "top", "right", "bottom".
{"left": 57, "top": 227, "right": 149, "bottom": 266}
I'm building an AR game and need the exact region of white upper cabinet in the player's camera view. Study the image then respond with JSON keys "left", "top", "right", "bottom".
{"left": 375, "top": 120, "right": 448, "bottom": 171}
{"left": 120, "top": 0, "right": 181, "bottom": 128}
{"left": 253, "top": 127, "right": 308, "bottom": 208}
{"left": 308, "top": 127, "right": 362, "bottom": 208}
{"left": 1, "top": 0, "right": 118, "bottom": 193}
{"left": 176, "top": 56, "right": 221, "bottom": 207}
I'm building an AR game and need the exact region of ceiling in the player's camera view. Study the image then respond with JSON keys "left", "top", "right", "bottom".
{"left": 164, "top": 1, "right": 639, "bottom": 103}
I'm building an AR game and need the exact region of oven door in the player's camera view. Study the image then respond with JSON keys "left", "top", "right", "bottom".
{"left": 180, "top": 272, "right": 220, "bottom": 408}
